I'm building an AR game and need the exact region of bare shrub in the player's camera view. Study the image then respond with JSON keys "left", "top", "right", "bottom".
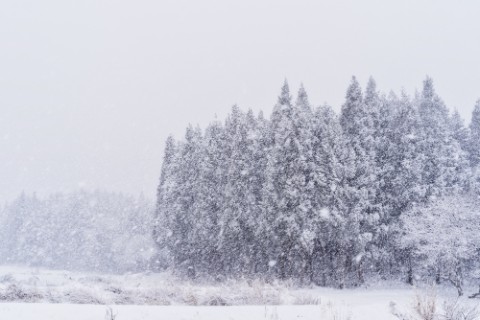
{"left": 293, "top": 294, "right": 321, "bottom": 305}
{"left": 391, "top": 287, "right": 480, "bottom": 320}
{"left": 105, "top": 306, "right": 117, "bottom": 320}
{"left": 442, "top": 299, "right": 479, "bottom": 320}
{"left": 322, "top": 301, "right": 352, "bottom": 320}
{"left": 0, "top": 273, "right": 14, "bottom": 283}
{"left": 413, "top": 288, "right": 437, "bottom": 320}
{"left": 207, "top": 295, "right": 228, "bottom": 306}
{"left": 0, "top": 284, "right": 43, "bottom": 302}
{"left": 390, "top": 287, "right": 437, "bottom": 320}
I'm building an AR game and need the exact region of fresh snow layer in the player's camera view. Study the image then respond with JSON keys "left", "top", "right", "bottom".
{"left": 0, "top": 266, "right": 477, "bottom": 320}
{"left": 0, "top": 305, "right": 340, "bottom": 320}
{"left": 2, "top": 292, "right": 475, "bottom": 320}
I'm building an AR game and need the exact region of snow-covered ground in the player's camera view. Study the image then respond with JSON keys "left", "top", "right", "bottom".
{"left": 0, "top": 266, "right": 477, "bottom": 320}
{"left": 0, "top": 304, "right": 381, "bottom": 320}
{"left": 0, "top": 304, "right": 347, "bottom": 320}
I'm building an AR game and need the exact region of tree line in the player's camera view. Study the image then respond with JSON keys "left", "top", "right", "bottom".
{"left": 154, "top": 76, "right": 480, "bottom": 289}
{"left": 0, "top": 190, "right": 155, "bottom": 273}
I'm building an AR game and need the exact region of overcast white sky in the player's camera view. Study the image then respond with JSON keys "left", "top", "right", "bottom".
{"left": 1, "top": 0, "right": 479, "bottom": 203}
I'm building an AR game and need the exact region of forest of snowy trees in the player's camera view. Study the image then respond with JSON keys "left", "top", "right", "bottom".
{"left": 154, "top": 77, "right": 480, "bottom": 291}
{"left": 2, "top": 76, "right": 480, "bottom": 294}
{"left": 0, "top": 191, "right": 155, "bottom": 273}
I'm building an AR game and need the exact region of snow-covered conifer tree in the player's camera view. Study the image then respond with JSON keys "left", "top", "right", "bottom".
{"left": 153, "top": 135, "right": 177, "bottom": 267}
{"left": 168, "top": 125, "right": 204, "bottom": 276}
{"left": 264, "top": 81, "right": 313, "bottom": 279}
{"left": 194, "top": 119, "right": 228, "bottom": 275}
{"left": 218, "top": 105, "right": 258, "bottom": 276}
{"left": 400, "top": 193, "right": 480, "bottom": 296}
{"left": 417, "top": 77, "right": 464, "bottom": 198}
{"left": 339, "top": 76, "right": 378, "bottom": 285}
{"left": 468, "top": 100, "right": 480, "bottom": 168}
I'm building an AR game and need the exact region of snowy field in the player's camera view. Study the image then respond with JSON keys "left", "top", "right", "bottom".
{"left": 1, "top": 290, "right": 475, "bottom": 320}
{"left": 0, "top": 303, "right": 391, "bottom": 320}
{"left": 1, "top": 266, "right": 477, "bottom": 320}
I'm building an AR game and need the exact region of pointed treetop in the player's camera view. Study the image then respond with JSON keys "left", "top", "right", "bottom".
{"left": 227, "top": 104, "right": 244, "bottom": 128}
{"left": 278, "top": 79, "right": 292, "bottom": 106}
{"left": 246, "top": 108, "right": 256, "bottom": 127}
{"left": 296, "top": 83, "right": 311, "bottom": 111}
{"left": 184, "top": 124, "right": 202, "bottom": 142}
{"left": 451, "top": 109, "right": 463, "bottom": 120}
{"left": 451, "top": 109, "right": 465, "bottom": 129}
{"left": 469, "top": 100, "right": 480, "bottom": 166}
{"left": 366, "top": 76, "right": 377, "bottom": 91}
{"left": 231, "top": 104, "right": 241, "bottom": 117}
{"left": 185, "top": 123, "right": 194, "bottom": 140}
{"left": 298, "top": 83, "right": 308, "bottom": 98}
{"left": 364, "top": 77, "right": 378, "bottom": 105}
{"left": 258, "top": 110, "right": 265, "bottom": 121}
{"left": 209, "top": 113, "right": 223, "bottom": 130}
{"left": 398, "top": 90, "right": 414, "bottom": 111}
{"left": 345, "top": 76, "right": 363, "bottom": 104}
{"left": 246, "top": 108, "right": 255, "bottom": 119}
{"left": 471, "top": 99, "right": 480, "bottom": 129}
{"left": 474, "top": 99, "right": 480, "bottom": 113}
{"left": 159, "top": 135, "right": 176, "bottom": 185}
{"left": 205, "top": 119, "right": 224, "bottom": 145}
{"left": 165, "top": 135, "right": 175, "bottom": 149}
{"left": 422, "top": 76, "right": 435, "bottom": 100}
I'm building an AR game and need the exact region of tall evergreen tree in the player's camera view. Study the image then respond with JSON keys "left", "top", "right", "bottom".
{"left": 254, "top": 111, "right": 273, "bottom": 275}
{"left": 467, "top": 100, "right": 480, "bottom": 193}
{"left": 468, "top": 100, "right": 480, "bottom": 167}
{"left": 194, "top": 120, "right": 228, "bottom": 275}
{"left": 154, "top": 135, "right": 177, "bottom": 261}
{"left": 417, "top": 77, "right": 464, "bottom": 198}
{"left": 375, "top": 92, "right": 423, "bottom": 277}
{"left": 310, "top": 104, "right": 354, "bottom": 287}
{"left": 264, "top": 81, "right": 313, "bottom": 279}
{"left": 450, "top": 110, "right": 469, "bottom": 150}
{"left": 218, "top": 106, "right": 257, "bottom": 276}
{"left": 169, "top": 125, "right": 204, "bottom": 276}
{"left": 339, "top": 76, "right": 378, "bottom": 284}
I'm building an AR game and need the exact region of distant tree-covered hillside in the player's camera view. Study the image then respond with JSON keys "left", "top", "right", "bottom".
{"left": 0, "top": 190, "right": 155, "bottom": 273}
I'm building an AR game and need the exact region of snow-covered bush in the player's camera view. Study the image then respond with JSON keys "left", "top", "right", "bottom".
{"left": 400, "top": 193, "right": 480, "bottom": 295}
{"left": 391, "top": 287, "right": 480, "bottom": 320}
{"left": 442, "top": 299, "right": 479, "bottom": 320}
{"left": 0, "top": 267, "right": 326, "bottom": 305}
{"left": 390, "top": 288, "right": 437, "bottom": 320}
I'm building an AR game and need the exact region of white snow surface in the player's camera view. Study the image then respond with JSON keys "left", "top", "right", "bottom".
{"left": 0, "top": 266, "right": 477, "bottom": 320}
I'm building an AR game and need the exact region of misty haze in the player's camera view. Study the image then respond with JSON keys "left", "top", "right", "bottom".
{"left": 1, "top": 1, "right": 480, "bottom": 319}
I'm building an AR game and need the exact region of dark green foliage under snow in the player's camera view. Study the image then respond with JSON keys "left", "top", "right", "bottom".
{"left": 154, "top": 77, "right": 480, "bottom": 289}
